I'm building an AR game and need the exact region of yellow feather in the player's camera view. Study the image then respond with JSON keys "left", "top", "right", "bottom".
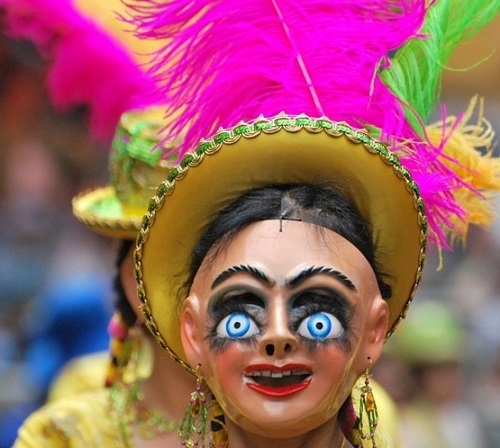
{"left": 426, "top": 96, "right": 500, "bottom": 246}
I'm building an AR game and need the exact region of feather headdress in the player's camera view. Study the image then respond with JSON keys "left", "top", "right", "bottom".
{"left": 0, "top": 0, "right": 163, "bottom": 142}
{"left": 127, "top": 0, "right": 499, "bottom": 250}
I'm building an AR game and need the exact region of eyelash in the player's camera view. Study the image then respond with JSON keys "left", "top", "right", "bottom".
{"left": 207, "top": 333, "right": 260, "bottom": 354}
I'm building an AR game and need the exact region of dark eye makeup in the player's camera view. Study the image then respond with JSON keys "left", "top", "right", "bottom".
{"left": 289, "top": 289, "right": 353, "bottom": 350}
{"left": 205, "top": 285, "right": 354, "bottom": 353}
{"left": 206, "top": 290, "right": 266, "bottom": 352}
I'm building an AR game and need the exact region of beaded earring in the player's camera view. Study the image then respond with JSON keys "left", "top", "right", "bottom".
{"left": 357, "top": 357, "right": 378, "bottom": 447}
{"left": 178, "top": 364, "right": 208, "bottom": 447}
{"left": 105, "top": 312, "right": 135, "bottom": 388}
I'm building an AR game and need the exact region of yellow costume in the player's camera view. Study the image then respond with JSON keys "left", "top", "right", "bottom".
{"left": 47, "top": 351, "right": 108, "bottom": 403}
{"left": 15, "top": 389, "right": 122, "bottom": 448}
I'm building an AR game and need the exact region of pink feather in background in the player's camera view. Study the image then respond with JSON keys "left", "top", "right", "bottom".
{"left": 1, "top": 0, "right": 162, "bottom": 143}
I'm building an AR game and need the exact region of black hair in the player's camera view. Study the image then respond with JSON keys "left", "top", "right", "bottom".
{"left": 187, "top": 183, "right": 392, "bottom": 299}
{"left": 114, "top": 239, "right": 138, "bottom": 327}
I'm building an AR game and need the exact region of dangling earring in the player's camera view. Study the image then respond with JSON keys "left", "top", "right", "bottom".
{"left": 179, "top": 364, "right": 208, "bottom": 447}
{"left": 358, "top": 357, "right": 378, "bottom": 447}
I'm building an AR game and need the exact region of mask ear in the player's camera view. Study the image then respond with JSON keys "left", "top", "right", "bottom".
{"left": 181, "top": 295, "right": 206, "bottom": 367}
{"left": 359, "top": 294, "right": 389, "bottom": 370}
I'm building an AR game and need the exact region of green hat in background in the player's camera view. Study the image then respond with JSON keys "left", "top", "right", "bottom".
{"left": 385, "top": 300, "right": 464, "bottom": 366}
{"left": 72, "top": 106, "right": 179, "bottom": 240}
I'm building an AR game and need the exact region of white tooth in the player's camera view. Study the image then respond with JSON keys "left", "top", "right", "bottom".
{"left": 261, "top": 371, "right": 271, "bottom": 377}
{"left": 271, "top": 372, "right": 283, "bottom": 378}
{"left": 282, "top": 371, "right": 291, "bottom": 377}
{"left": 252, "top": 371, "right": 261, "bottom": 377}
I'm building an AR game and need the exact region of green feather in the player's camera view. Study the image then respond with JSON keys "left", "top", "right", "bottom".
{"left": 381, "top": 0, "right": 500, "bottom": 135}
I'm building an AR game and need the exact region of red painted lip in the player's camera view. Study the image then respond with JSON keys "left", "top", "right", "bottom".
{"left": 244, "top": 364, "right": 312, "bottom": 398}
{"left": 246, "top": 378, "right": 312, "bottom": 397}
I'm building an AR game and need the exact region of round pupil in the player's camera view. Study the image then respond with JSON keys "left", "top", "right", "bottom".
{"left": 306, "top": 313, "right": 332, "bottom": 339}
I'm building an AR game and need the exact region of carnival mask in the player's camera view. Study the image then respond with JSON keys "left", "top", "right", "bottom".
{"left": 181, "top": 220, "right": 388, "bottom": 437}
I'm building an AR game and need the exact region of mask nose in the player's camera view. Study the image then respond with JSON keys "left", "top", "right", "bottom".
{"left": 260, "top": 299, "right": 298, "bottom": 357}
{"left": 264, "top": 340, "right": 295, "bottom": 356}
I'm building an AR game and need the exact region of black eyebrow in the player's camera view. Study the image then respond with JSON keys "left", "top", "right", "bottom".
{"left": 211, "top": 264, "right": 274, "bottom": 290}
{"left": 286, "top": 266, "right": 357, "bottom": 291}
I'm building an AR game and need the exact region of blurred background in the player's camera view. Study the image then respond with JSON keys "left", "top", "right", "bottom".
{"left": 376, "top": 16, "right": 500, "bottom": 448}
{"left": 0, "top": 32, "right": 116, "bottom": 445}
{"left": 0, "top": 12, "right": 499, "bottom": 448}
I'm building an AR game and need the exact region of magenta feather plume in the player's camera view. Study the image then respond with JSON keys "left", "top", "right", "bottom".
{"left": 127, "top": 0, "right": 482, "bottom": 249}
{"left": 129, "top": 0, "right": 427, "bottom": 147}
{"left": 1, "top": 0, "right": 162, "bottom": 143}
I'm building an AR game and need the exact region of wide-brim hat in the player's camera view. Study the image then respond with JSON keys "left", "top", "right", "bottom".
{"left": 72, "top": 106, "right": 179, "bottom": 240}
{"left": 134, "top": 114, "right": 427, "bottom": 369}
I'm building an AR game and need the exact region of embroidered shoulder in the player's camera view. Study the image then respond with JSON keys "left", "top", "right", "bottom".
{"left": 15, "top": 390, "right": 125, "bottom": 448}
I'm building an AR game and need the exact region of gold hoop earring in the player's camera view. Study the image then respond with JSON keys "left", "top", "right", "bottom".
{"left": 179, "top": 364, "right": 208, "bottom": 447}
{"left": 358, "top": 357, "right": 378, "bottom": 447}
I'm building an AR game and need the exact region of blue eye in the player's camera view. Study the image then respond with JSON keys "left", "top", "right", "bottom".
{"left": 216, "top": 312, "right": 259, "bottom": 339}
{"left": 297, "top": 312, "right": 344, "bottom": 340}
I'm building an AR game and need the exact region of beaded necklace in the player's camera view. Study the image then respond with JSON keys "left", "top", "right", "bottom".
{"left": 110, "top": 379, "right": 178, "bottom": 447}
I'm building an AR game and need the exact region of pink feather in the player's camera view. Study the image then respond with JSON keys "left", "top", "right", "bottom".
{"left": 1, "top": 0, "right": 162, "bottom": 143}
{"left": 126, "top": 0, "right": 469, "bottom": 249}
{"left": 128, "top": 0, "right": 426, "bottom": 147}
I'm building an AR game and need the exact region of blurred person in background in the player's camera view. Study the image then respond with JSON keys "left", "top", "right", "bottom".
{"left": 0, "top": 1, "right": 200, "bottom": 446}
{"left": 385, "top": 300, "right": 488, "bottom": 448}
{"left": 12, "top": 105, "right": 199, "bottom": 447}
{"left": 0, "top": 135, "right": 113, "bottom": 446}
{"left": 467, "top": 269, "right": 500, "bottom": 447}
{"left": 0, "top": 0, "right": 162, "bottom": 444}
{"left": 0, "top": 140, "right": 68, "bottom": 337}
